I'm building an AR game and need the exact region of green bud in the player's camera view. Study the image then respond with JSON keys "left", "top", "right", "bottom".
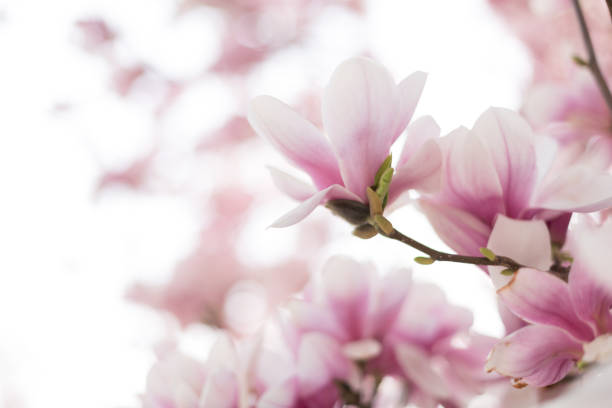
{"left": 374, "top": 154, "right": 392, "bottom": 188}
{"left": 414, "top": 257, "right": 435, "bottom": 265}
{"left": 366, "top": 187, "right": 383, "bottom": 216}
{"left": 479, "top": 247, "right": 496, "bottom": 261}
{"left": 501, "top": 268, "right": 515, "bottom": 276}
{"left": 375, "top": 167, "right": 394, "bottom": 201}
{"left": 572, "top": 55, "right": 588, "bottom": 66}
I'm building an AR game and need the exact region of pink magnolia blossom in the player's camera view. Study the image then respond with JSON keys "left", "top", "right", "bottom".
{"left": 248, "top": 57, "right": 441, "bottom": 227}
{"left": 286, "top": 256, "right": 498, "bottom": 407}
{"left": 420, "top": 107, "right": 612, "bottom": 259}
{"left": 485, "top": 216, "right": 612, "bottom": 388}
{"left": 143, "top": 350, "right": 207, "bottom": 408}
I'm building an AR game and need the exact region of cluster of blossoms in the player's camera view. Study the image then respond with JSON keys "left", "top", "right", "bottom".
{"left": 128, "top": 1, "right": 612, "bottom": 407}
{"left": 143, "top": 256, "right": 497, "bottom": 407}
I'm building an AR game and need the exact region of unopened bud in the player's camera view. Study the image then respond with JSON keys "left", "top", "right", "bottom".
{"left": 414, "top": 256, "right": 435, "bottom": 265}
{"left": 325, "top": 199, "right": 370, "bottom": 225}
{"left": 353, "top": 224, "right": 377, "bottom": 239}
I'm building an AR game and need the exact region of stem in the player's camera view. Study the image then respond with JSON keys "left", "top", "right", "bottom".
{"left": 572, "top": 0, "right": 612, "bottom": 121}
{"left": 377, "top": 227, "right": 523, "bottom": 270}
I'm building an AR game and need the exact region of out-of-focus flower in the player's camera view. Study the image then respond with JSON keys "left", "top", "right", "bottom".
{"left": 143, "top": 350, "right": 207, "bottom": 408}
{"left": 286, "top": 256, "right": 498, "bottom": 407}
{"left": 75, "top": 18, "right": 116, "bottom": 51}
{"left": 420, "top": 107, "right": 612, "bottom": 258}
{"left": 249, "top": 57, "right": 440, "bottom": 227}
{"left": 485, "top": 216, "right": 612, "bottom": 388}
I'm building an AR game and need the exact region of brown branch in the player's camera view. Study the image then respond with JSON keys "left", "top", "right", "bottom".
{"left": 606, "top": 0, "right": 612, "bottom": 22}
{"left": 572, "top": 0, "right": 612, "bottom": 121}
{"left": 377, "top": 227, "right": 523, "bottom": 270}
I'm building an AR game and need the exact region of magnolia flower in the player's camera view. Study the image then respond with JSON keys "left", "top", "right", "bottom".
{"left": 485, "top": 216, "right": 612, "bottom": 388}
{"left": 248, "top": 57, "right": 441, "bottom": 227}
{"left": 420, "top": 107, "right": 612, "bottom": 258}
{"left": 143, "top": 351, "right": 207, "bottom": 408}
{"left": 287, "top": 256, "right": 497, "bottom": 407}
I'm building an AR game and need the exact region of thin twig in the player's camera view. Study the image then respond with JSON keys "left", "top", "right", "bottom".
{"left": 606, "top": 0, "right": 612, "bottom": 22}
{"left": 572, "top": 0, "right": 612, "bottom": 121}
{"left": 377, "top": 227, "right": 523, "bottom": 270}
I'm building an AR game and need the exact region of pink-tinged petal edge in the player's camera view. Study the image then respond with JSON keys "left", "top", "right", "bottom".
{"left": 248, "top": 95, "right": 342, "bottom": 190}
{"left": 269, "top": 185, "right": 361, "bottom": 228}
{"left": 486, "top": 325, "right": 583, "bottom": 387}
{"left": 498, "top": 268, "right": 594, "bottom": 342}
{"left": 267, "top": 166, "right": 317, "bottom": 201}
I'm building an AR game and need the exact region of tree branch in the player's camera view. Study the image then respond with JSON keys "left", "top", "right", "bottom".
{"left": 376, "top": 226, "right": 523, "bottom": 270}
{"left": 572, "top": 0, "right": 612, "bottom": 121}
{"left": 606, "top": 0, "right": 612, "bottom": 22}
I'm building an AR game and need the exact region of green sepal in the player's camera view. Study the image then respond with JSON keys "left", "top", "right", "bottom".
{"left": 414, "top": 256, "right": 435, "bottom": 265}
{"left": 479, "top": 247, "right": 496, "bottom": 261}
{"left": 500, "top": 268, "right": 515, "bottom": 276}
{"left": 374, "top": 154, "right": 392, "bottom": 188}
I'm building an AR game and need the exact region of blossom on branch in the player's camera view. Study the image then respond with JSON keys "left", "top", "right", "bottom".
{"left": 248, "top": 57, "right": 441, "bottom": 227}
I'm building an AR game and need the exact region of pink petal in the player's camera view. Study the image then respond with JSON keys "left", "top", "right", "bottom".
{"left": 498, "top": 268, "right": 594, "bottom": 342}
{"left": 487, "top": 215, "right": 552, "bottom": 289}
{"left": 532, "top": 164, "right": 612, "bottom": 213}
{"left": 486, "top": 325, "right": 583, "bottom": 387}
{"left": 321, "top": 255, "right": 374, "bottom": 339}
{"left": 256, "top": 377, "right": 297, "bottom": 408}
{"left": 471, "top": 108, "right": 537, "bottom": 218}
{"left": 322, "top": 57, "right": 400, "bottom": 201}
{"left": 248, "top": 95, "right": 342, "bottom": 189}
{"left": 395, "top": 343, "right": 449, "bottom": 399}
{"left": 397, "top": 115, "right": 441, "bottom": 167}
{"left": 393, "top": 71, "right": 427, "bottom": 138}
{"left": 443, "top": 126, "right": 505, "bottom": 224}
{"left": 369, "top": 268, "right": 412, "bottom": 338}
{"left": 567, "top": 221, "right": 612, "bottom": 335}
{"left": 199, "top": 369, "right": 239, "bottom": 408}
{"left": 267, "top": 166, "right": 317, "bottom": 201}
{"left": 419, "top": 199, "right": 492, "bottom": 257}
{"left": 297, "top": 333, "right": 350, "bottom": 398}
{"left": 390, "top": 138, "right": 442, "bottom": 202}
{"left": 269, "top": 185, "right": 361, "bottom": 228}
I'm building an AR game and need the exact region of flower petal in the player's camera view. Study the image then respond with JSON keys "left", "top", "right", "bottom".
{"left": 486, "top": 325, "right": 583, "bottom": 387}
{"left": 532, "top": 164, "right": 612, "bottom": 213}
{"left": 395, "top": 343, "right": 449, "bottom": 399}
{"left": 471, "top": 108, "right": 537, "bottom": 218}
{"left": 498, "top": 268, "right": 594, "bottom": 342}
{"left": 248, "top": 95, "right": 342, "bottom": 189}
{"left": 322, "top": 57, "right": 400, "bottom": 200}
{"left": 369, "top": 268, "right": 412, "bottom": 338}
{"left": 567, "top": 220, "right": 612, "bottom": 335}
{"left": 487, "top": 215, "right": 552, "bottom": 289}
{"left": 256, "top": 377, "right": 297, "bottom": 408}
{"left": 269, "top": 185, "right": 361, "bottom": 228}
{"left": 393, "top": 71, "right": 427, "bottom": 138}
{"left": 397, "top": 115, "right": 441, "bottom": 167}
{"left": 297, "top": 333, "right": 350, "bottom": 398}
{"left": 419, "top": 199, "right": 492, "bottom": 257}
{"left": 267, "top": 166, "right": 317, "bottom": 201}
{"left": 442, "top": 125, "right": 505, "bottom": 224}
{"left": 321, "top": 255, "right": 374, "bottom": 339}
{"left": 390, "top": 138, "right": 442, "bottom": 202}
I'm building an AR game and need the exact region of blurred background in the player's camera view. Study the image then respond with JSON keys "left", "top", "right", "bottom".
{"left": 0, "top": 0, "right": 533, "bottom": 407}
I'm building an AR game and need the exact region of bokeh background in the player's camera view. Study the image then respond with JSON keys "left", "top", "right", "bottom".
{"left": 0, "top": 1, "right": 533, "bottom": 407}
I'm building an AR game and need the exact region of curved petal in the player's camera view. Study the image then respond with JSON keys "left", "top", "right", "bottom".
{"left": 199, "top": 369, "right": 239, "bottom": 408}
{"left": 267, "top": 166, "right": 317, "bottom": 201}
{"left": 419, "top": 199, "right": 492, "bottom": 257}
{"left": 443, "top": 125, "right": 505, "bottom": 224}
{"left": 297, "top": 333, "right": 350, "bottom": 398}
{"left": 395, "top": 343, "right": 449, "bottom": 399}
{"left": 390, "top": 139, "right": 442, "bottom": 203}
{"left": 256, "top": 377, "right": 297, "bottom": 408}
{"left": 397, "top": 115, "right": 441, "bottom": 167}
{"left": 498, "top": 268, "right": 594, "bottom": 342}
{"left": 321, "top": 256, "right": 374, "bottom": 339}
{"left": 393, "top": 71, "right": 427, "bottom": 138}
{"left": 269, "top": 185, "right": 361, "bottom": 228}
{"left": 567, "top": 220, "right": 612, "bottom": 335}
{"left": 322, "top": 57, "right": 400, "bottom": 200}
{"left": 532, "top": 164, "right": 612, "bottom": 213}
{"left": 487, "top": 216, "right": 552, "bottom": 289}
{"left": 471, "top": 108, "right": 537, "bottom": 218}
{"left": 369, "top": 268, "right": 412, "bottom": 338}
{"left": 486, "top": 325, "right": 582, "bottom": 387}
{"left": 248, "top": 95, "right": 342, "bottom": 189}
